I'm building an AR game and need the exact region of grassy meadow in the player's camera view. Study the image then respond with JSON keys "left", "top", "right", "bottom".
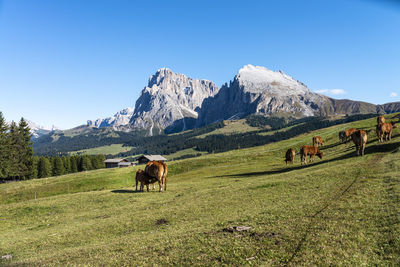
{"left": 1, "top": 115, "right": 400, "bottom": 266}
{"left": 68, "top": 144, "right": 134, "bottom": 156}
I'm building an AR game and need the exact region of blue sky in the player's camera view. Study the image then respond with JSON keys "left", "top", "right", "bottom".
{"left": 0, "top": 0, "right": 399, "bottom": 129}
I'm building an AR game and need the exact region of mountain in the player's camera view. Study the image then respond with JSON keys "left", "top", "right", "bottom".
{"left": 197, "top": 65, "right": 332, "bottom": 126}
{"left": 77, "top": 65, "right": 400, "bottom": 135}
{"left": 87, "top": 107, "right": 134, "bottom": 131}
{"left": 129, "top": 68, "right": 219, "bottom": 135}
{"left": 27, "top": 120, "right": 59, "bottom": 138}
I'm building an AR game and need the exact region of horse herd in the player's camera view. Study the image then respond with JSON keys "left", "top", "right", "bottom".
{"left": 285, "top": 115, "right": 398, "bottom": 165}
{"left": 135, "top": 116, "right": 398, "bottom": 192}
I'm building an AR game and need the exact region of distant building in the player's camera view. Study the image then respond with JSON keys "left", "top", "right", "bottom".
{"left": 136, "top": 155, "right": 167, "bottom": 165}
{"left": 104, "top": 158, "right": 134, "bottom": 168}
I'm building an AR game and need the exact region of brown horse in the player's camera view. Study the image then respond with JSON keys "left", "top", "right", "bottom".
{"left": 145, "top": 161, "right": 168, "bottom": 192}
{"left": 135, "top": 169, "right": 158, "bottom": 192}
{"left": 285, "top": 148, "right": 296, "bottom": 165}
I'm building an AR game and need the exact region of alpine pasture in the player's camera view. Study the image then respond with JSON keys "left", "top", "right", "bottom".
{"left": 1, "top": 115, "right": 399, "bottom": 266}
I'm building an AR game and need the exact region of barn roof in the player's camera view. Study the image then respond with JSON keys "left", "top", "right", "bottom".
{"left": 104, "top": 158, "right": 129, "bottom": 163}
{"left": 137, "top": 155, "right": 167, "bottom": 161}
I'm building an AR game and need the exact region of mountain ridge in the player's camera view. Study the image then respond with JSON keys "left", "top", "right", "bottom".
{"left": 82, "top": 65, "right": 400, "bottom": 135}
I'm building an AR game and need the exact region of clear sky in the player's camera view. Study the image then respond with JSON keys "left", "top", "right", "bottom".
{"left": 1, "top": 0, "right": 399, "bottom": 129}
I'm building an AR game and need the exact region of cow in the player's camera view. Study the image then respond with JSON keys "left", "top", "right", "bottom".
{"left": 312, "top": 136, "right": 324, "bottom": 147}
{"left": 135, "top": 169, "right": 158, "bottom": 192}
{"left": 285, "top": 148, "right": 296, "bottom": 165}
{"left": 145, "top": 161, "right": 168, "bottom": 192}
{"left": 376, "top": 122, "right": 397, "bottom": 142}
{"left": 350, "top": 130, "right": 368, "bottom": 156}
{"left": 339, "top": 128, "right": 357, "bottom": 143}
{"left": 377, "top": 115, "right": 385, "bottom": 125}
{"left": 300, "top": 145, "right": 323, "bottom": 165}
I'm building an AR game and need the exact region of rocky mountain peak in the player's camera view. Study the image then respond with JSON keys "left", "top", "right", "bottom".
{"left": 87, "top": 107, "right": 134, "bottom": 130}
{"left": 130, "top": 68, "right": 220, "bottom": 135}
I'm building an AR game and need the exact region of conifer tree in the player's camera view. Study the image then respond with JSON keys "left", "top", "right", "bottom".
{"left": 31, "top": 156, "right": 39, "bottom": 178}
{"left": 18, "top": 118, "right": 33, "bottom": 179}
{"left": 97, "top": 154, "right": 106, "bottom": 169}
{"left": 0, "top": 112, "right": 10, "bottom": 179}
{"left": 70, "top": 156, "right": 78, "bottom": 173}
{"left": 62, "top": 156, "right": 71, "bottom": 174}
{"left": 38, "top": 157, "right": 52, "bottom": 178}
{"left": 53, "top": 157, "right": 65, "bottom": 176}
{"left": 7, "top": 121, "right": 20, "bottom": 179}
{"left": 80, "top": 155, "right": 92, "bottom": 171}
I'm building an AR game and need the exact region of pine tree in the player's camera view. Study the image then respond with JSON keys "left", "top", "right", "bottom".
{"left": 38, "top": 157, "right": 52, "bottom": 178}
{"left": 90, "top": 155, "right": 98, "bottom": 169}
{"left": 53, "top": 157, "right": 65, "bottom": 176}
{"left": 97, "top": 154, "right": 106, "bottom": 169}
{"left": 62, "top": 156, "right": 71, "bottom": 174}
{"left": 18, "top": 118, "right": 33, "bottom": 179}
{"left": 80, "top": 155, "right": 92, "bottom": 171}
{"left": 0, "top": 112, "right": 10, "bottom": 179}
{"left": 7, "top": 121, "right": 20, "bottom": 179}
{"left": 31, "top": 156, "right": 39, "bottom": 179}
{"left": 70, "top": 156, "right": 78, "bottom": 173}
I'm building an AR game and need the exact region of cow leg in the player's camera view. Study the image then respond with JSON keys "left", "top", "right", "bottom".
{"left": 164, "top": 177, "right": 167, "bottom": 191}
{"left": 136, "top": 179, "right": 138, "bottom": 191}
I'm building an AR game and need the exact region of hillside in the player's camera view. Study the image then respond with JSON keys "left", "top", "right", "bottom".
{"left": 33, "top": 113, "right": 379, "bottom": 156}
{"left": 1, "top": 114, "right": 399, "bottom": 265}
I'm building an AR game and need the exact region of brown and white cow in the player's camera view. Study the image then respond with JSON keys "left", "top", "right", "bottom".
{"left": 300, "top": 145, "right": 323, "bottom": 165}
{"left": 350, "top": 130, "right": 368, "bottom": 156}
{"left": 135, "top": 169, "right": 158, "bottom": 192}
{"left": 145, "top": 161, "right": 168, "bottom": 192}
{"left": 339, "top": 128, "right": 357, "bottom": 143}
{"left": 312, "top": 136, "right": 324, "bottom": 147}
{"left": 285, "top": 148, "right": 296, "bottom": 165}
{"left": 376, "top": 122, "right": 397, "bottom": 142}
{"left": 377, "top": 115, "right": 385, "bottom": 125}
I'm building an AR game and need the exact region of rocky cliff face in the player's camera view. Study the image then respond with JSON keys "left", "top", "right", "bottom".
{"left": 129, "top": 68, "right": 219, "bottom": 135}
{"left": 196, "top": 65, "right": 333, "bottom": 126}
{"left": 84, "top": 65, "right": 400, "bottom": 135}
{"left": 87, "top": 107, "right": 134, "bottom": 131}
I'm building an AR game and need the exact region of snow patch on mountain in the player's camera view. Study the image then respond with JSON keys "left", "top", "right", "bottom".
{"left": 87, "top": 107, "right": 134, "bottom": 130}
{"left": 26, "top": 120, "right": 59, "bottom": 138}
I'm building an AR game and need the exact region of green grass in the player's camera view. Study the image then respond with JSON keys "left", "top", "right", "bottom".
{"left": 196, "top": 119, "right": 260, "bottom": 138}
{"left": 164, "top": 147, "right": 208, "bottom": 160}
{"left": 68, "top": 144, "right": 134, "bottom": 156}
{"left": 1, "top": 115, "right": 400, "bottom": 266}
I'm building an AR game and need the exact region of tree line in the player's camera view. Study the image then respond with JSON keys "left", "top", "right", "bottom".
{"left": 0, "top": 112, "right": 106, "bottom": 181}
{"left": 31, "top": 154, "right": 106, "bottom": 179}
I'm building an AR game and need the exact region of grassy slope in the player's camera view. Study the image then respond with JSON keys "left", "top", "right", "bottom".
{"left": 1, "top": 115, "right": 400, "bottom": 266}
{"left": 196, "top": 119, "right": 260, "bottom": 138}
{"left": 68, "top": 144, "right": 134, "bottom": 156}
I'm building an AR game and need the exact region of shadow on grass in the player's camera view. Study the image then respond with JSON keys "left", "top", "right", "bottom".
{"left": 213, "top": 141, "right": 400, "bottom": 179}
{"left": 111, "top": 189, "right": 140, "bottom": 194}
